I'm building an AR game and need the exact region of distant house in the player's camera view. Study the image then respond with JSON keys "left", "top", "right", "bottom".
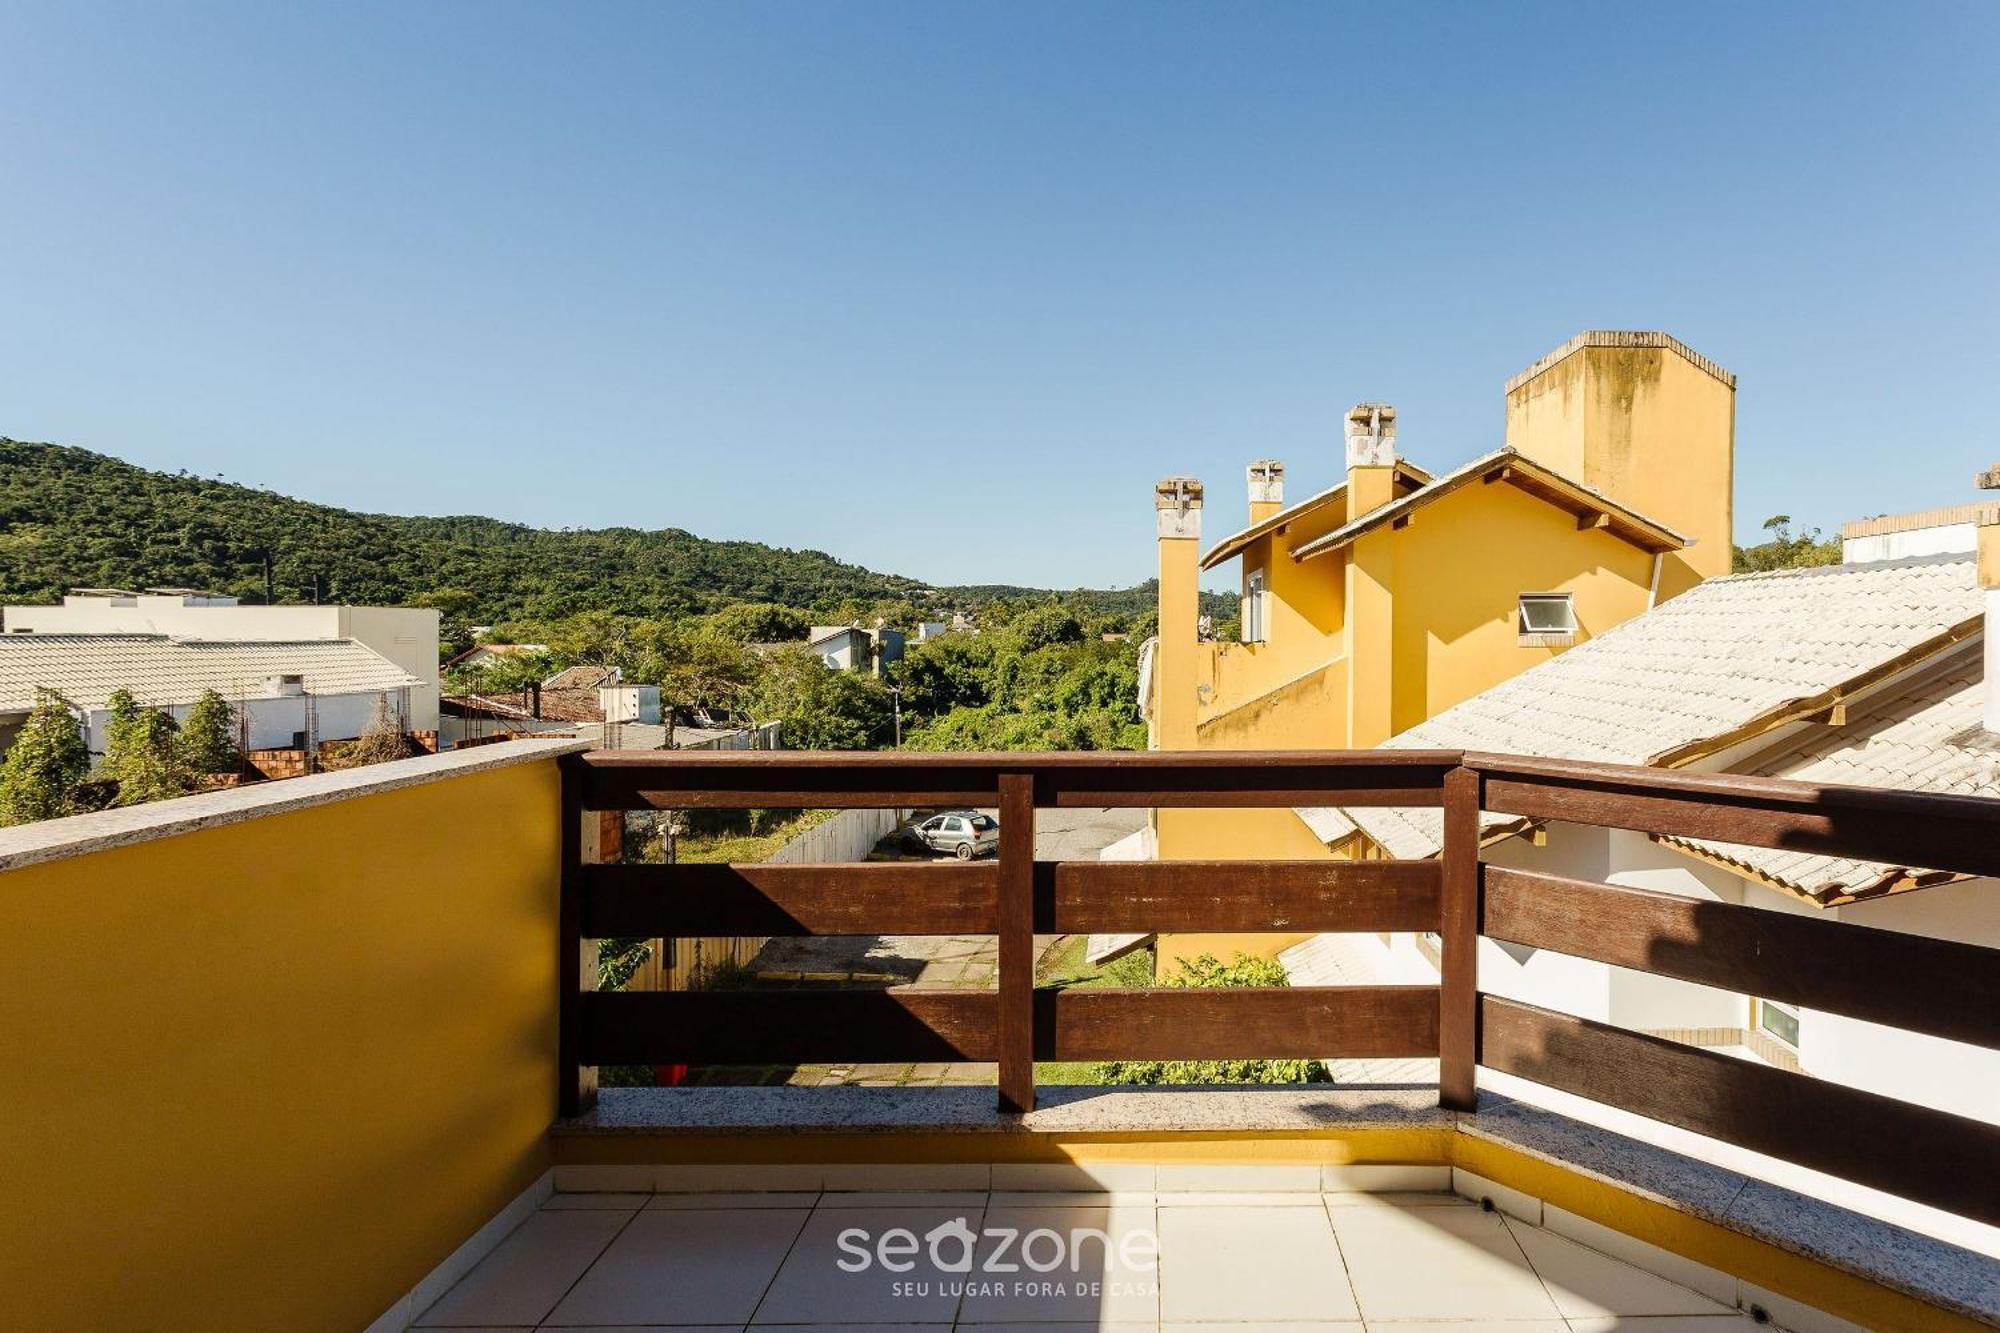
{"left": 808, "top": 625, "right": 905, "bottom": 676}
{"left": 4, "top": 589, "right": 442, "bottom": 733}
{"left": 0, "top": 633, "right": 423, "bottom": 761}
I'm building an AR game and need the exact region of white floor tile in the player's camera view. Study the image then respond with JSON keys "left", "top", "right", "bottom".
{"left": 1507, "top": 1218, "right": 1736, "bottom": 1319}
{"left": 656, "top": 1163, "right": 824, "bottom": 1192}
{"left": 821, "top": 1161, "right": 989, "bottom": 1191}
{"left": 415, "top": 1210, "right": 629, "bottom": 1327}
{"left": 1157, "top": 1204, "right": 1359, "bottom": 1323}
{"left": 991, "top": 1161, "right": 1158, "bottom": 1192}
{"left": 987, "top": 1190, "right": 1155, "bottom": 1208}
{"left": 958, "top": 1204, "right": 1161, "bottom": 1325}
{"left": 1154, "top": 1162, "right": 1319, "bottom": 1191}
{"left": 1328, "top": 1195, "right": 1562, "bottom": 1322}
{"left": 751, "top": 1205, "right": 982, "bottom": 1325}
{"left": 543, "top": 1207, "right": 809, "bottom": 1326}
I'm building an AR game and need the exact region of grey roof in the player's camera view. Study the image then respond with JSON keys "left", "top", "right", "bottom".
{"left": 1664, "top": 647, "right": 2000, "bottom": 900}
{"left": 1297, "top": 554, "right": 1985, "bottom": 863}
{"left": 0, "top": 634, "right": 419, "bottom": 713}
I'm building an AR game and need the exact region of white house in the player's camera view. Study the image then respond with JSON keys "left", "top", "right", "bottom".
{"left": 1283, "top": 543, "right": 2000, "bottom": 1129}
{"left": 806, "top": 624, "right": 905, "bottom": 676}
{"left": 0, "top": 633, "right": 423, "bottom": 759}
{"left": 2, "top": 590, "right": 441, "bottom": 732}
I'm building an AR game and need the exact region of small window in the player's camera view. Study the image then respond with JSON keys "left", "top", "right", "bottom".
{"left": 1243, "top": 570, "right": 1268, "bottom": 644}
{"left": 1517, "top": 593, "right": 1577, "bottom": 636}
{"left": 968, "top": 814, "right": 997, "bottom": 831}
{"left": 1756, "top": 998, "right": 1801, "bottom": 1049}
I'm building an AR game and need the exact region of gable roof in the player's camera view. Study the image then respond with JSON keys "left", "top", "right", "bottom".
{"left": 1661, "top": 647, "right": 2000, "bottom": 902}
{"left": 1290, "top": 447, "right": 1688, "bottom": 563}
{"left": 1199, "top": 460, "right": 1435, "bottom": 571}
{"left": 1296, "top": 554, "right": 1986, "bottom": 867}
{"left": 0, "top": 635, "right": 419, "bottom": 714}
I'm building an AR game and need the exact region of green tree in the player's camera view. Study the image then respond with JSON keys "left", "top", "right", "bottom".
{"left": 702, "top": 602, "right": 809, "bottom": 643}
{"left": 751, "top": 648, "right": 891, "bottom": 749}
{"left": 0, "top": 689, "right": 90, "bottom": 824}
{"left": 1733, "top": 515, "right": 1840, "bottom": 572}
{"left": 1094, "top": 953, "right": 1325, "bottom": 1086}
{"left": 633, "top": 624, "right": 761, "bottom": 743}
{"left": 99, "top": 689, "right": 190, "bottom": 806}
{"left": 176, "top": 688, "right": 240, "bottom": 777}
{"left": 412, "top": 587, "right": 480, "bottom": 661}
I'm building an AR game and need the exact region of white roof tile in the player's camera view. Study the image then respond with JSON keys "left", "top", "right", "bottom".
{"left": 0, "top": 635, "right": 419, "bottom": 713}
{"left": 1297, "top": 554, "right": 1985, "bottom": 866}
{"left": 1665, "top": 649, "right": 2000, "bottom": 899}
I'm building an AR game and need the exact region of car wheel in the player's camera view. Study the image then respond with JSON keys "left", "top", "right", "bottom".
{"left": 955, "top": 842, "right": 974, "bottom": 861}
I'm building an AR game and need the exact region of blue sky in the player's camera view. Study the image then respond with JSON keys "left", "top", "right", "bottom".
{"left": 2, "top": 3, "right": 1995, "bottom": 590}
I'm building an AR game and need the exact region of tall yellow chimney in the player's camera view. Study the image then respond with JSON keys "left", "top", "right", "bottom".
{"left": 1342, "top": 404, "right": 1397, "bottom": 746}
{"left": 1505, "top": 331, "right": 1735, "bottom": 598}
{"left": 1153, "top": 475, "right": 1204, "bottom": 751}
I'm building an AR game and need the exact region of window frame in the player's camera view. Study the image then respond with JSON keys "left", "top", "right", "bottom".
{"left": 1517, "top": 591, "right": 1578, "bottom": 637}
{"left": 1243, "top": 568, "right": 1268, "bottom": 644}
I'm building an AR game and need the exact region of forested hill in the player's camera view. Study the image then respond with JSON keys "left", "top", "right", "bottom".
{"left": 0, "top": 439, "right": 928, "bottom": 618}
{"left": 0, "top": 439, "right": 1224, "bottom": 622}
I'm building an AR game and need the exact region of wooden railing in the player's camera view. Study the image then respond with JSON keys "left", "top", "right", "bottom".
{"left": 558, "top": 748, "right": 2000, "bottom": 1227}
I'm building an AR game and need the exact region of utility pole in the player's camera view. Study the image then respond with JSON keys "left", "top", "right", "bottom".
{"left": 888, "top": 685, "right": 902, "bottom": 747}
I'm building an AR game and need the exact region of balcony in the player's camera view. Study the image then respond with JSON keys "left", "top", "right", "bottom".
{"left": 2, "top": 739, "right": 1995, "bottom": 1332}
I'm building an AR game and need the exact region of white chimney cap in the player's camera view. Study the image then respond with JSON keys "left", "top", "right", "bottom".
{"left": 1345, "top": 403, "right": 1398, "bottom": 469}
{"left": 1155, "top": 476, "right": 1204, "bottom": 539}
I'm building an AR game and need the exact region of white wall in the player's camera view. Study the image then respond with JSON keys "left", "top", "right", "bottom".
{"left": 1841, "top": 523, "right": 1979, "bottom": 564}
{"left": 765, "top": 807, "right": 897, "bottom": 865}
{"left": 3, "top": 601, "right": 441, "bottom": 733}
{"left": 81, "top": 688, "right": 403, "bottom": 757}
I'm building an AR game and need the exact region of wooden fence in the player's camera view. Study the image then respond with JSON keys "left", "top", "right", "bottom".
{"left": 558, "top": 748, "right": 2000, "bottom": 1227}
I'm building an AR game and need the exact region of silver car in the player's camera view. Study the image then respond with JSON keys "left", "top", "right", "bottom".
{"left": 904, "top": 810, "right": 1000, "bottom": 860}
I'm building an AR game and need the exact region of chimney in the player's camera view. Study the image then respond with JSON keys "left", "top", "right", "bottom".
{"left": 1980, "top": 463, "right": 2000, "bottom": 733}
{"left": 1344, "top": 403, "right": 1398, "bottom": 523}
{"left": 1247, "top": 459, "right": 1285, "bottom": 523}
{"left": 1153, "top": 476, "right": 1204, "bottom": 750}
{"left": 1505, "top": 331, "right": 1737, "bottom": 596}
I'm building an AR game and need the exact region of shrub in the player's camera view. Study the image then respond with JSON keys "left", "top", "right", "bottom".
{"left": 0, "top": 689, "right": 90, "bottom": 824}
{"left": 1093, "top": 952, "right": 1326, "bottom": 1086}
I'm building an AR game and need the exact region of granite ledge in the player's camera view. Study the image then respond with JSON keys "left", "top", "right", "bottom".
{"left": 0, "top": 737, "right": 591, "bottom": 873}
{"left": 1461, "top": 1093, "right": 2000, "bottom": 1325}
{"left": 554, "top": 1085, "right": 1453, "bottom": 1137}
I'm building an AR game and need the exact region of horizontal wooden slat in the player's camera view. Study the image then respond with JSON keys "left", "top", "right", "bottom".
{"left": 1035, "top": 860, "right": 1440, "bottom": 934}
{"left": 573, "top": 749, "right": 1460, "bottom": 811}
{"left": 581, "top": 862, "right": 998, "bottom": 937}
{"left": 1479, "top": 996, "right": 2000, "bottom": 1227}
{"left": 1468, "top": 752, "right": 2000, "bottom": 879}
{"left": 1037, "top": 985, "right": 1438, "bottom": 1061}
{"left": 1483, "top": 866, "right": 2000, "bottom": 1051}
{"left": 580, "top": 989, "right": 996, "bottom": 1064}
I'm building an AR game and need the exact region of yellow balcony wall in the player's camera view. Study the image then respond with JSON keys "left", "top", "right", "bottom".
{"left": 0, "top": 742, "right": 577, "bottom": 1333}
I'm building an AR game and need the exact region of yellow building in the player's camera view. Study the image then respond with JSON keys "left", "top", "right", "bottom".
{"left": 1143, "top": 331, "right": 1736, "bottom": 965}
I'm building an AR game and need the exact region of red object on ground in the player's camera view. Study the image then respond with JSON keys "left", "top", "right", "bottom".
{"left": 654, "top": 1064, "right": 688, "bottom": 1086}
